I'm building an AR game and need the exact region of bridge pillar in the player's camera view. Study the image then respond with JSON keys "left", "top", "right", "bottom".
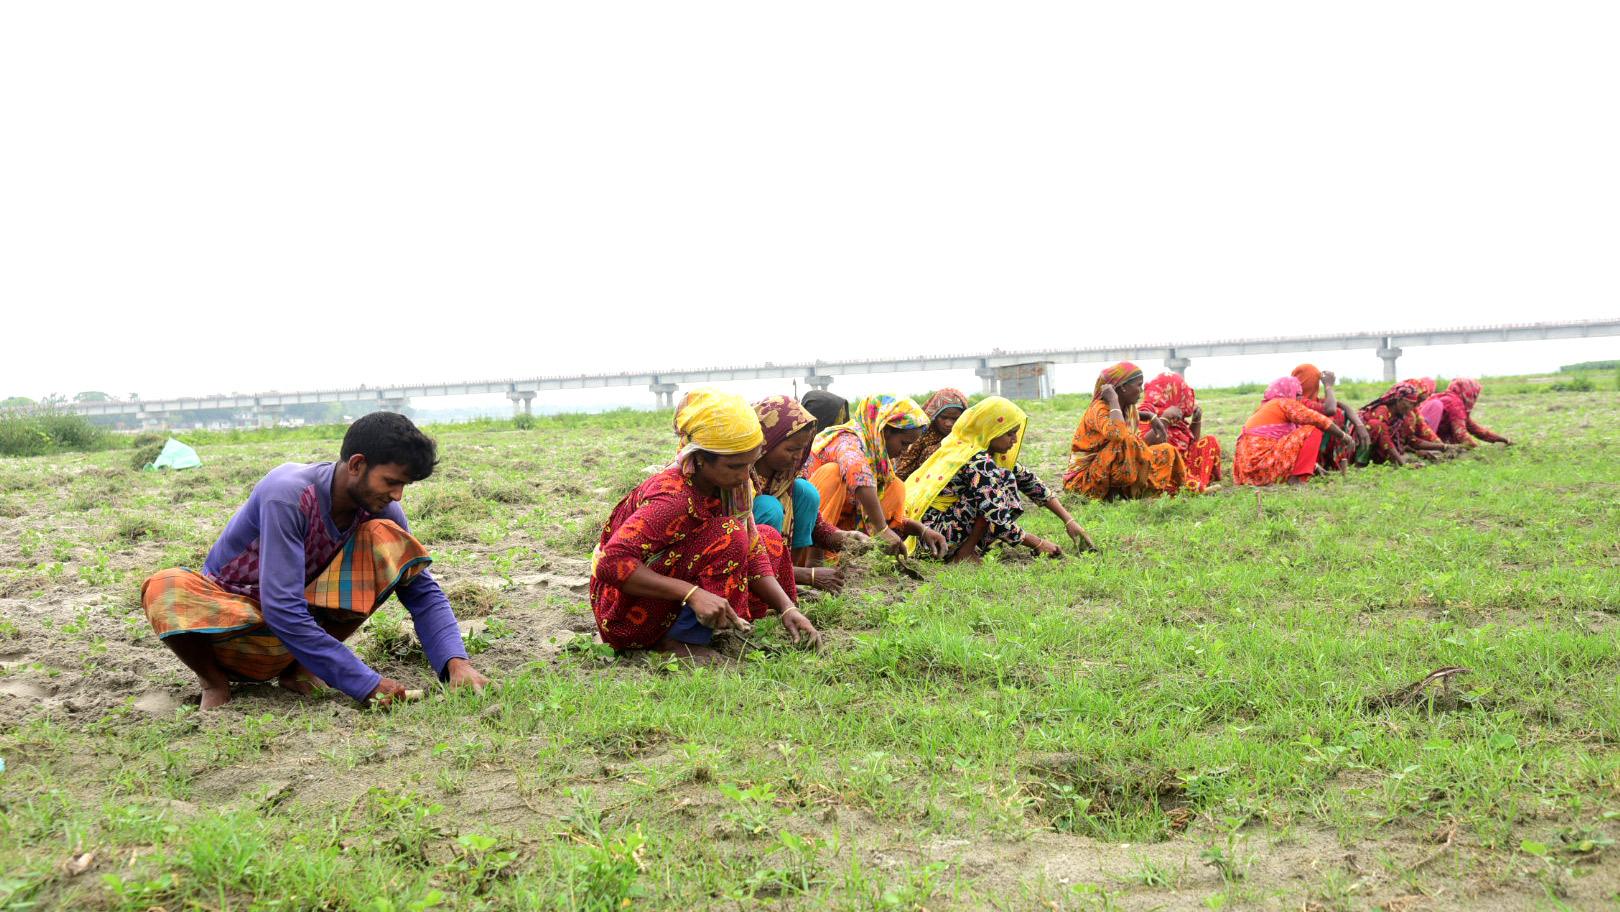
{"left": 376, "top": 396, "right": 410, "bottom": 414}
{"left": 507, "top": 390, "right": 536, "bottom": 416}
{"left": 975, "top": 366, "right": 1000, "bottom": 396}
{"left": 804, "top": 375, "right": 834, "bottom": 392}
{"left": 1164, "top": 355, "right": 1191, "bottom": 375}
{"left": 650, "top": 382, "right": 678, "bottom": 409}
{"left": 1375, "top": 343, "right": 1403, "bottom": 382}
{"left": 255, "top": 405, "right": 283, "bottom": 429}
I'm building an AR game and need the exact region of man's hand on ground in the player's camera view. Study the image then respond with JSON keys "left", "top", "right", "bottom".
{"left": 445, "top": 657, "right": 491, "bottom": 693}
{"left": 366, "top": 677, "right": 408, "bottom": 708}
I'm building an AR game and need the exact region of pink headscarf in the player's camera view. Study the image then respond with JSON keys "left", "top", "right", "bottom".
{"left": 1262, "top": 376, "right": 1303, "bottom": 402}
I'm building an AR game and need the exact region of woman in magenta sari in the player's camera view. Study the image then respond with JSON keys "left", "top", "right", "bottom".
{"left": 1418, "top": 378, "right": 1511, "bottom": 447}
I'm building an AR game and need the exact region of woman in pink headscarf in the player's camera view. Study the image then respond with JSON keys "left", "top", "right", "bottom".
{"left": 1234, "top": 377, "right": 1355, "bottom": 486}
{"left": 1419, "top": 378, "right": 1511, "bottom": 447}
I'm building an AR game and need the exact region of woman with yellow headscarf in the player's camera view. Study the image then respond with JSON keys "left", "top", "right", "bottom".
{"left": 905, "top": 397, "right": 1095, "bottom": 562}
{"left": 803, "top": 394, "right": 947, "bottom": 557}
{"left": 591, "top": 389, "right": 820, "bottom": 660}
{"left": 1062, "top": 362, "right": 1190, "bottom": 500}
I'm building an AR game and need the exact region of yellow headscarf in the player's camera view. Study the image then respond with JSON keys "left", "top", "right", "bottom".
{"left": 903, "top": 396, "right": 1028, "bottom": 520}
{"left": 810, "top": 394, "right": 927, "bottom": 494}
{"left": 674, "top": 388, "right": 765, "bottom": 456}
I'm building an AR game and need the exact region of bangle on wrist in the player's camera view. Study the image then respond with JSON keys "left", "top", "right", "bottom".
{"left": 680, "top": 584, "right": 699, "bottom": 606}
{"left": 809, "top": 568, "right": 817, "bottom": 583}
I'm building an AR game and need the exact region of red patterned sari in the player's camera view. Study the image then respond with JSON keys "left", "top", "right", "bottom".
{"left": 590, "top": 468, "right": 795, "bottom": 649}
{"left": 1138, "top": 373, "right": 1223, "bottom": 491}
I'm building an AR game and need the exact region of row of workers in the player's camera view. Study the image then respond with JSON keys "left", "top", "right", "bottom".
{"left": 1058, "top": 362, "right": 1508, "bottom": 497}
{"left": 588, "top": 362, "right": 1509, "bottom": 660}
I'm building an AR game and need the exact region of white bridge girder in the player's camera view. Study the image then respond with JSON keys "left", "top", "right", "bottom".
{"left": 67, "top": 319, "right": 1620, "bottom": 418}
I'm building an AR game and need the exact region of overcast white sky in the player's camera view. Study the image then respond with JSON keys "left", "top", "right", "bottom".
{"left": 2, "top": 2, "right": 1616, "bottom": 410}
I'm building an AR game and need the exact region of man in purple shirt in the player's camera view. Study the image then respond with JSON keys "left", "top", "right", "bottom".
{"left": 141, "top": 413, "right": 490, "bottom": 709}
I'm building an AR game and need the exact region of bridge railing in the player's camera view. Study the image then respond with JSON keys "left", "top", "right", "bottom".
{"left": 65, "top": 318, "right": 1620, "bottom": 424}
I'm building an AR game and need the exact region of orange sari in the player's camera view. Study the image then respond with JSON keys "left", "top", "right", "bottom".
{"left": 1063, "top": 400, "right": 1187, "bottom": 499}
{"left": 1233, "top": 397, "right": 1336, "bottom": 486}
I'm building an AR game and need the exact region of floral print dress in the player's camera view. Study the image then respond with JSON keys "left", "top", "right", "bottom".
{"left": 917, "top": 451, "right": 1053, "bottom": 557}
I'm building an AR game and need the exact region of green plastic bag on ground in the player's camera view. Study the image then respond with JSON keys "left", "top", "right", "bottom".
{"left": 145, "top": 438, "right": 201, "bottom": 471}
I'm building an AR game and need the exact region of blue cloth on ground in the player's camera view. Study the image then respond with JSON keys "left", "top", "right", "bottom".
{"left": 665, "top": 604, "right": 714, "bottom": 646}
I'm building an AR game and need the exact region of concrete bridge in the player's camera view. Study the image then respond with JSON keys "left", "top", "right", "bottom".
{"left": 68, "top": 318, "right": 1620, "bottom": 426}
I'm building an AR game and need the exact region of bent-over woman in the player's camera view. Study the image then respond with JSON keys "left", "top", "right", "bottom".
{"left": 803, "top": 395, "right": 947, "bottom": 557}
{"left": 590, "top": 389, "right": 820, "bottom": 660}
{"left": 906, "top": 396, "right": 1094, "bottom": 562}
{"left": 1138, "top": 373, "right": 1223, "bottom": 491}
{"left": 1063, "top": 362, "right": 1188, "bottom": 500}
{"left": 1419, "top": 378, "right": 1510, "bottom": 447}
{"left": 1401, "top": 378, "right": 1457, "bottom": 458}
{"left": 1356, "top": 382, "right": 1430, "bottom": 468}
{"left": 1233, "top": 376, "right": 1354, "bottom": 485}
{"left": 750, "top": 396, "right": 867, "bottom": 593}
{"left": 895, "top": 388, "right": 970, "bottom": 481}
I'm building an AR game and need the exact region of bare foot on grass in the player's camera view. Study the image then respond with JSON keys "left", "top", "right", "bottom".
{"left": 277, "top": 665, "right": 324, "bottom": 696}
{"left": 199, "top": 684, "right": 232, "bottom": 710}
{"left": 654, "top": 638, "right": 730, "bottom": 666}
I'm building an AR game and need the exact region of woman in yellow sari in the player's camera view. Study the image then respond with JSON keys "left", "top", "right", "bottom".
{"left": 905, "top": 397, "right": 1094, "bottom": 562}
{"left": 1063, "top": 362, "right": 1188, "bottom": 500}
{"left": 803, "top": 394, "right": 947, "bottom": 557}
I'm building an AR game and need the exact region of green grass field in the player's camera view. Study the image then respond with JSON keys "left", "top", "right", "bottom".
{"left": 1, "top": 378, "right": 1617, "bottom": 911}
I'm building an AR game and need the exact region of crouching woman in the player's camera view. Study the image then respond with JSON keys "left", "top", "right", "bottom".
{"left": 906, "top": 396, "right": 1094, "bottom": 562}
{"left": 590, "top": 390, "right": 820, "bottom": 661}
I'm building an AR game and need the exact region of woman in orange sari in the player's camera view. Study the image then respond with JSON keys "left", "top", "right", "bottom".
{"left": 803, "top": 395, "right": 947, "bottom": 557}
{"left": 1137, "top": 373, "right": 1223, "bottom": 491}
{"left": 1063, "top": 362, "right": 1188, "bottom": 500}
{"left": 1234, "top": 376, "right": 1355, "bottom": 486}
{"left": 1291, "top": 364, "right": 1368, "bottom": 472}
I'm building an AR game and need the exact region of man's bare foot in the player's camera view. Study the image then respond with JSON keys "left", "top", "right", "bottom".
{"left": 654, "top": 638, "right": 728, "bottom": 666}
{"left": 277, "top": 666, "right": 324, "bottom": 696}
{"left": 199, "top": 684, "right": 232, "bottom": 710}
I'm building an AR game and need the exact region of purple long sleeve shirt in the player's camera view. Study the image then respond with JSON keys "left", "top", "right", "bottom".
{"left": 203, "top": 462, "right": 467, "bottom": 700}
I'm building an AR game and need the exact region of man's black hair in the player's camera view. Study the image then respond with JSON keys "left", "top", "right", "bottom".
{"left": 340, "top": 412, "right": 439, "bottom": 480}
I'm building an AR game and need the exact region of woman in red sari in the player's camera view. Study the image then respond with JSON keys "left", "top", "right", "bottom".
{"left": 1234, "top": 377, "right": 1355, "bottom": 486}
{"left": 1137, "top": 373, "right": 1223, "bottom": 491}
{"left": 1356, "top": 382, "right": 1433, "bottom": 468}
{"left": 1400, "top": 378, "right": 1457, "bottom": 458}
{"left": 1418, "top": 378, "right": 1511, "bottom": 447}
{"left": 1291, "top": 364, "right": 1368, "bottom": 471}
{"left": 590, "top": 389, "right": 820, "bottom": 661}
